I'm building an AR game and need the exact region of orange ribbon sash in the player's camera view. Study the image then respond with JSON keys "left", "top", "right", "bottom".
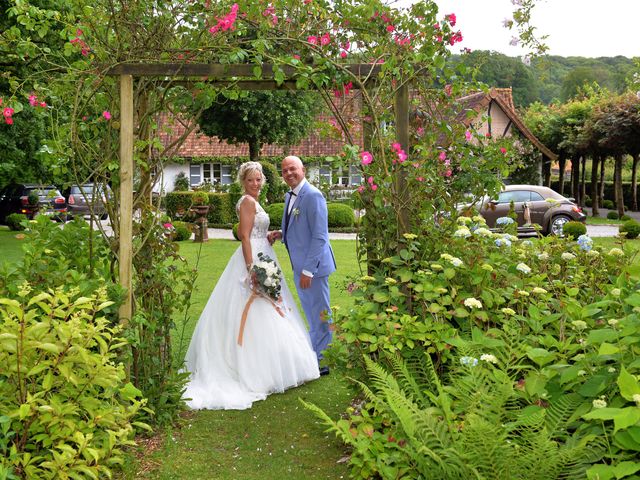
{"left": 237, "top": 289, "right": 285, "bottom": 346}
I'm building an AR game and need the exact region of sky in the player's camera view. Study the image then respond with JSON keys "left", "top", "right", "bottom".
{"left": 398, "top": 0, "right": 640, "bottom": 59}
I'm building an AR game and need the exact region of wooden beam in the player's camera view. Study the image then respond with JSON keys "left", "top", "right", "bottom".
{"left": 118, "top": 74, "right": 134, "bottom": 327}
{"left": 394, "top": 83, "right": 410, "bottom": 236}
{"left": 106, "top": 62, "right": 382, "bottom": 78}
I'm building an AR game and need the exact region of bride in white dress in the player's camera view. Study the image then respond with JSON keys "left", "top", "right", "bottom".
{"left": 183, "top": 161, "right": 320, "bottom": 410}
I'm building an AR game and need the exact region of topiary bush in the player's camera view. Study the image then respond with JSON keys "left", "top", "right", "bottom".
{"left": 602, "top": 199, "right": 614, "bottom": 209}
{"left": 259, "top": 160, "right": 285, "bottom": 205}
{"left": 619, "top": 219, "right": 640, "bottom": 239}
{"left": 0, "top": 286, "right": 148, "bottom": 479}
{"left": 327, "top": 203, "right": 355, "bottom": 227}
{"left": 5, "top": 213, "right": 27, "bottom": 231}
{"left": 266, "top": 203, "right": 285, "bottom": 228}
{"left": 620, "top": 214, "right": 631, "bottom": 221}
{"left": 607, "top": 211, "right": 620, "bottom": 220}
{"left": 562, "top": 221, "right": 587, "bottom": 239}
{"left": 172, "top": 221, "right": 192, "bottom": 241}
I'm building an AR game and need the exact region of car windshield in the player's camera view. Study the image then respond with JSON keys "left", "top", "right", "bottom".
{"left": 29, "top": 188, "right": 60, "bottom": 198}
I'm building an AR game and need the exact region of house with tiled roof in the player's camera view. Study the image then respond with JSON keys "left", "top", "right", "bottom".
{"left": 156, "top": 87, "right": 554, "bottom": 192}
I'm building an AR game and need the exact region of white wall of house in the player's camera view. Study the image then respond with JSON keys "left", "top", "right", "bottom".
{"left": 155, "top": 163, "right": 189, "bottom": 194}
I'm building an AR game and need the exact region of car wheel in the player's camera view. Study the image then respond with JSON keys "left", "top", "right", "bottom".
{"left": 100, "top": 213, "right": 108, "bottom": 220}
{"left": 549, "top": 214, "right": 572, "bottom": 236}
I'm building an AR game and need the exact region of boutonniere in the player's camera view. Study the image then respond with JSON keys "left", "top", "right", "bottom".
{"left": 292, "top": 207, "right": 301, "bottom": 218}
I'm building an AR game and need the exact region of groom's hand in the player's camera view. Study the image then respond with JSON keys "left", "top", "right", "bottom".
{"left": 299, "top": 273, "right": 312, "bottom": 289}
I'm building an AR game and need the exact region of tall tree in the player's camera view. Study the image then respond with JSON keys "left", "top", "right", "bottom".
{"left": 198, "top": 91, "right": 320, "bottom": 162}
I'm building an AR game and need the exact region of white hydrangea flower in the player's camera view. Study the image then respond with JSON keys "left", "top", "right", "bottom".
{"left": 457, "top": 216, "right": 472, "bottom": 225}
{"left": 608, "top": 319, "right": 619, "bottom": 326}
{"left": 501, "top": 307, "right": 516, "bottom": 315}
{"left": 608, "top": 367, "right": 616, "bottom": 373}
{"left": 609, "top": 248, "right": 624, "bottom": 257}
{"left": 480, "top": 354, "right": 498, "bottom": 364}
{"left": 454, "top": 227, "right": 471, "bottom": 238}
{"left": 517, "top": 290, "right": 530, "bottom": 297}
{"left": 474, "top": 227, "right": 492, "bottom": 237}
{"left": 538, "top": 252, "right": 550, "bottom": 261}
{"left": 587, "top": 249, "right": 600, "bottom": 257}
{"left": 532, "top": 287, "right": 547, "bottom": 294}
{"left": 516, "top": 262, "right": 531, "bottom": 274}
{"left": 611, "top": 288, "right": 621, "bottom": 297}
{"left": 464, "top": 297, "right": 482, "bottom": 309}
{"left": 571, "top": 320, "right": 588, "bottom": 330}
{"left": 431, "top": 263, "right": 444, "bottom": 271}
{"left": 481, "top": 264, "right": 494, "bottom": 272}
{"left": 592, "top": 398, "right": 607, "bottom": 409}
{"left": 472, "top": 215, "right": 485, "bottom": 224}
{"left": 561, "top": 252, "right": 576, "bottom": 261}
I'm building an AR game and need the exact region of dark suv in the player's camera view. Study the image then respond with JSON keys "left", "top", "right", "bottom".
{"left": 0, "top": 184, "right": 67, "bottom": 223}
{"left": 63, "top": 183, "right": 110, "bottom": 219}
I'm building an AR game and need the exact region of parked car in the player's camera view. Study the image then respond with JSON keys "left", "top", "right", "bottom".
{"left": 63, "top": 183, "right": 110, "bottom": 219}
{"left": 0, "top": 183, "right": 67, "bottom": 223}
{"left": 464, "top": 185, "right": 586, "bottom": 236}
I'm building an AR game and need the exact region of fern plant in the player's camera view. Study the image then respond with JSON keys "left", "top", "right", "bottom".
{"left": 303, "top": 353, "right": 603, "bottom": 479}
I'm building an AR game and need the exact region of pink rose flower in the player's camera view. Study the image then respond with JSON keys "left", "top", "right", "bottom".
{"left": 465, "top": 130, "right": 472, "bottom": 141}
{"left": 29, "top": 95, "right": 38, "bottom": 107}
{"left": 360, "top": 151, "right": 373, "bottom": 165}
{"left": 320, "top": 33, "right": 331, "bottom": 46}
{"left": 500, "top": 147, "right": 507, "bottom": 154}
{"left": 438, "top": 151, "right": 447, "bottom": 161}
{"left": 445, "top": 13, "right": 456, "bottom": 26}
{"left": 102, "top": 111, "right": 112, "bottom": 120}
{"left": 371, "top": 184, "right": 378, "bottom": 191}
{"left": 307, "top": 35, "right": 318, "bottom": 45}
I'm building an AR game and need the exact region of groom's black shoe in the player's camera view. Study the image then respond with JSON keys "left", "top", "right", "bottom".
{"left": 319, "top": 366, "right": 330, "bottom": 376}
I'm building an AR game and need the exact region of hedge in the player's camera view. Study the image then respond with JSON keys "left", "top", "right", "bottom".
{"left": 551, "top": 180, "right": 637, "bottom": 208}
{"left": 327, "top": 203, "right": 355, "bottom": 227}
{"left": 165, "top": 192, "right": 237, "bottom": 225}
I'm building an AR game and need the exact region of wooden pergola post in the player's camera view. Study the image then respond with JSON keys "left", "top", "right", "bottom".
{"left": 394, "top": 82, "right": 410, "bottom": 235}
{"left": 118, "top": 74, "right": 134, "bottom": 326}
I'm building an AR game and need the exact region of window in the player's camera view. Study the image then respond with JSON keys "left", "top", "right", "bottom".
{"left": 318, "top": 164, "right": 332, "bottom": 184}
{"left": 189, "top": 164, "right": 201, "bottom": 186}
{"left": 530, "top": 191, "right": 544, "bottom": 201}
{"left": 497, "top": 190, "right": 531, "bottom": 203}
{"left": 191, "top": 163, "right": 233, "bottom": 186}
{"left": 349, "top": 165, "right": 362, "bottom": 185}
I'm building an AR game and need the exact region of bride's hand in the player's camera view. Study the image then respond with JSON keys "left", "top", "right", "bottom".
{"left": 267, "top": 230, "right": 282, "bottom": 245}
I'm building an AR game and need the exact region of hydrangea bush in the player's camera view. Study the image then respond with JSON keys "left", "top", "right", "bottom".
{"left": 324, "top": 215, "right": 640, "bottom": 478}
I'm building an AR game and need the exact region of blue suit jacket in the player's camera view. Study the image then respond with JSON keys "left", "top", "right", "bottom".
{"left": 282, "top": 182, "right": 336, "bottom": 277}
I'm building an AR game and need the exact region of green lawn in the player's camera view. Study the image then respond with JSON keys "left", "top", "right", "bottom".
{"left": 0, "top": 227, "right": 27, "bottom": 266}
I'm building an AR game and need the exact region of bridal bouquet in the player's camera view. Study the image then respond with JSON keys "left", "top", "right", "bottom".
{"left": 250, "top": 252, "right": 282, "bottom": 301}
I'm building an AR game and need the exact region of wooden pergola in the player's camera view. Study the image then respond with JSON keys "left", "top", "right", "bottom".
{"left": 107, "top": 63, "right": 411, "bottom": 324}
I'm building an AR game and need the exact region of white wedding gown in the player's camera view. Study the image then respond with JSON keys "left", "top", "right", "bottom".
{"left": 183, "top": 196, "right": 320, "bottom": 410}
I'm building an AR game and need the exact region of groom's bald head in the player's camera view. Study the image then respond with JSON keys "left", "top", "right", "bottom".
{"left": 282, "top": 156, "right": 306, "bottom": 189}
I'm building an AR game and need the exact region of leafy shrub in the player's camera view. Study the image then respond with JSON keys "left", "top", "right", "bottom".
{"left": 173, "top": 172, "right": 190, "bottom": 191}
{"left": 164, "top": 192, "right": 194, "bottom": 219}
{"left": 5, "top": 213, "right": 27, "bottom": 231}
{"left": 607, "top": 211, "right": 620, "bottom": 220}
{"left": 620, "top": 214, "right": 631, "bottom": 221}
{"left": 619, "top": 219, "right": 640, "bottom": 239}
{"left": 232, "top": 222, "right": 240, "bottom": 240}
{"left": 327, "top": 203, "right": 355, "bottom": 227}
{"left": 305, "top": 354, "right": 600, "bottom": 480}
{"left": 266, "top": 203, "right": 285, "bottom": 229}
{"left": 0, "top": 287, "right": 148, "bottom": 479}
{"left": 584, "top": 195, "right": 592, "bottom": 207}
{"left": 603, "top": 199, "right": 614, "bottom": 209}
{"left": 562, "top": 221, "right": 587, "bottom": 239}
{"left": 259, "top": 160, "right": 286, "bottom": 205}
{"left": 27, "top": 191, "right": 39, "bottom": 206}
{"left": 172, "top": 221, "right": 192, "bottom": 241}
{"left": 191, "top": 191, "right": 209, "bottom": 206}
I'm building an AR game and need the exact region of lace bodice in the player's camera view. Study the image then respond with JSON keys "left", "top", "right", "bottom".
{"left": 236, "top": 195, "right": 270, "bottom": 240}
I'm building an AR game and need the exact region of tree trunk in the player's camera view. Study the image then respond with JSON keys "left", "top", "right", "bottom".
{"left": 599, "top": 156, "right": 607, "bottom": 207}
{"left": 558, "top": 157, "right": 566, "bottom": 194}
{"left": 249, "top": 141, "right": 261, "bottom": 162}
{"left": 614, "top": 154, "right": 625, "bottom": 217}
{"left": 580, "top": 156, "right": 587, "bottom": 207}
{"left": 591, "top": 155, "right": 600, "bottom": 217}
{"left": 543, "top": 156, "right": 551, "bottom": 187}
{"left": 570, "top": 157, "right": 580, "bottom": 202}
{"left": 632, "top": 153, "right": 639, "bottom": 211}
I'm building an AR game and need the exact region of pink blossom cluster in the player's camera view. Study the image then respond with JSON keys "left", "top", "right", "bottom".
{"left": 209, "top": 4, "right": 239, "bottom": 34}
{"left": 391, "top": 142, "right": 407, "bottom": 164}
{"left": 262, "top": 5, "right": 278, "bottom": 26}
{"left": 448, "top": 30, "right": 463, "bottom": 45}
{"left": 29, "top": 94, "right": 47, "bottom": 108}
{"left": 445, "top": 13, "right": 456, "bottom": 26}
{"left": 2, "top": 100, "right": 14, "bottom": 125}
{"left": 358, "top": 175, "right": 378, "bottom": 193}
{"left": 70, "top": 29, "right": 90, "bottom": 56}
{"left": 360, "top": 151, "right": 373, "bottom": 166}
{"left": 340, "top": 41, "right": 350, "bottom": 59}
{"left": 307, "top": 33, "right": 331, "bottom": 47}
{"left": 394, "top": 35, "right": 412, "bottom": 47}
{"left": 438, "top": 150, "right": 452, "bottom": 177}
{"left": 333, "top": 81, "right": 353, "bottom": 98}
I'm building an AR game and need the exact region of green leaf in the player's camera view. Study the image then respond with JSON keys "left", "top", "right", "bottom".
{"left": 252, "top": 65, "right": 262, "bottom": 79}
{"left": 588, "top": 328, "right": 619, "bottom": 344}
{"left": 18, "top": 403, "right": 31, "bottom": 420}
{"left": 618, "top": 366, "right": 640, "bottom": 402}
{"left": 598, "top": 343, "right": 620, "bottom": 355}
{"left": 614, "top": 408, "right": 640, "bottom": 433}
{"left": 526, "top": 348, "right": 556, "bottom": 366}
{"left": 587, "top": 464, "right": 615, "bottom": 480}
{"left": 613, "top": 461, "right": 640, "bottom": 479}
{"left": 625, "top": 293, "right": 640, "bottom": 307}
{"left": 373, "top": 291, "right": 389, "bottom": 303}
{"left": 120, "top": 382, "right": 143, "bottom": 401}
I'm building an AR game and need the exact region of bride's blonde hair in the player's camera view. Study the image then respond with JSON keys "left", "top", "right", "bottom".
{"left": 237, "top": 161, "right": 266, "bottom": 190}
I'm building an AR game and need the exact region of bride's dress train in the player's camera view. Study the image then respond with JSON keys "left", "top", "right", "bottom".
{"left": 183, "top": 197, "right": 319, "bottom": 410}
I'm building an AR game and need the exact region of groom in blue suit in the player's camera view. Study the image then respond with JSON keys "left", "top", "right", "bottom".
{"left": 269, "top": 156, "right": 336, "bottom": 375}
